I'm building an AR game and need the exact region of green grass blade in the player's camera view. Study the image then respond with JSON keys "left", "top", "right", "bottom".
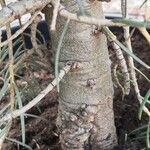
{"left": 1, "top": 45, "right": 8, "bottom": 56}
{"left": 0, "top": 103, "right": 10, "bottom": 116}
{"left": 6, "top": 137, "right": 32, "bottom": 150}
{"left": 0, "top": 65, "right": 9, "bottom": 78}
{"left": 23, "top": 33, "right": 42, "bottom": 45}
{"left": 14, "top": 43, "right": 24, "bottom": 58}
{"left": 130, "top": 136, "right": 147, "bottom": 141}
{"left": 112, "top": 18, "right": 150, "bottom": 29}
{"left": 0, "top": 122, "right": 11, "bottom": 139}
{"left": 129, "top": 125, "right": 148, "bottom": 136}
{"left": 55, "top": 19, "right": 70, "bottom": 92}
{"left": 139, "top": 89, "right": 150, "bottom": 120}
{"left": 76, "top": 0, "right": 86, "bottom": 16}
{"left": 134, "top": 67, "right": 150, "bottom": 83}
{"left": 0, "top": 37, "right": 22, "bottom": 62}
{"left": 36, "top": 29, "right": 46, "bottom": 44}
{"left": 0, "top": 64, "right": 8, "bottom": 74}
{"left": 0, "top": 49, "right": 8, "bottom": 62}
{"left": 146, "top": 118, "right": 150, "bottom": 148}
{"left": 138, "top": 131, "right": 147, "bottom": 137}
{"left": 115, "top": 39, "right": 150, "bottom": 69}
{"left": 140, "top": 0, "right": 148, "bottom": 8}
{"left": 12, "top": 36, "right": 23, "bottom": 48}
{"left": 24, "top": 113, "right": 47, "bottom": 121}
{"left": 0, "top": 78, "right": 9, "bottom": 101}
{"left": 14, "top": 84, "right": 26, "bottom": 145}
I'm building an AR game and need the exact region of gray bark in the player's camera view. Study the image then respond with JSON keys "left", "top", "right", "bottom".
{"left": 51, "top": 1, "right": 117, "bottom": 149}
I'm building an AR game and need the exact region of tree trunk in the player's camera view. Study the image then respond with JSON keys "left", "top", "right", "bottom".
{"left": 51, "top": 1, "right": 117, "bottom": 149}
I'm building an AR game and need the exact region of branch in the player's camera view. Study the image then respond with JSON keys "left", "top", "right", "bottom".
{"left": 30, "top": 14, "right": 44, "bottom": 57}
{"left": 0, "top": 1, "right": 14, "bottom": 147}
{"left": 31, "top": 14, "right": 42, "bottom": 50}
{"left": 52, "top": 3, "right": 124, "bottom": 27}
{"left": 103, "top": 27, "right": 150, "bottom": 69}
{"left": 124, "top": 29, "right": 150, "bottom": 119}
{"left": 110, "top": 40, "right": 130, "bottom": 96}
{"left": 122, "top": 1, "right": 150, "bottom": 119}
{"left": 1, "top": 0, "right": 15, "bottom": 111}
{"left": 0, "top": 0, "right": 149, "bottom": 29}
{"left": 0, "top": 0, "right": 52, "bottom": 28}
{"left": 0, "top": 11, "right": 40, "bottom": 47}
{"left": 0, "top": 63, "right": 72, "bottom": 123}
{"left": 50, "top": 0, "right": 60, "bottom": 31}
{"left": 138, "top": 27, "right": 150, "bottom": 45}
{"left": 51, "top": 0, "right": 150, "bottom": 28}
{"left": 7, "top": 24, "right": 15, "bottom": 110}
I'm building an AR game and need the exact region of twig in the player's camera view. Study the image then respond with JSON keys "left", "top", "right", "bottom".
{"left": 134, "top": 67, "right": 150, "bottom": 83}
{"left": 51, "top": 0, "right": 150, "bottom": 28}
{"left": 103, "top": 27, "right": 150, "bottom": 69}
{"left": 0, "top": 11, "right": 40, "bottom": 47}
{"left": 0, "top": 0, "right": 52, "bottom": 28}
{"left": 123, "top": 0, "right": 150, "bottom": 118}
{"left": 50, "top": 3, "right": 124, "bottom": 27}
{"left": 138, "top": 27, "right": 150, "bottom": 45}
{"left": 1, "top": 0, "right": 15, "bottom": 111}
{"left": 0, "top": 63, "right": 73, "bottom": 123}
{"left": 18, "top": 17, "right": 26, "bottom": 50}
{"left": 110, "top": 40, "right": 130, "bottom": 95}
{"left": 128, "top": 48, "right": 150, "bottom": 118}
{"left": 0, "top": 0, "right": 14, "bottom": 149}
{"left": 145, "top": 0, "right": 150, "bottom": 21}
{"left": 106, "top": 0, "right": 130, "bottom": 95}
{"left": 103, "top": 25, "right": 150, "bottom": 117}
{"left": 30, "top": 14, "right": 43, "bottom": 57}
{"left": 125, "top": 27, "right": 150, "bottom": 117}
{"left": 112, "top": 64, "right": 125, "bottom": 98}
{"left": 0, "top": 0, "right": 149, "bottom": 29}
{"left": 7, "top": 25, "right": 15, "bottom": 110}
{"left": 50, "top": 0, "right": 60, "bottom": 31}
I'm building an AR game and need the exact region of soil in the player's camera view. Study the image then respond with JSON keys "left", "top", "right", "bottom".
{"left": 2, "top": 28, "right": 150, "bottom": 150}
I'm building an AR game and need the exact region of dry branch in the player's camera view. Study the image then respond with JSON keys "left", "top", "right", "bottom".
{"left": 0, "top": 1, "right": 14, "bottom": 148}
{"left": 51, "top": 0, "right": 150, "bottom": 28}
{"left": 126, "top": 35, "right": 150, "bottom": 118}
{"left": 0, "top": 0, "right": 149, "bottom": 30}
{"left": 0, "top": 0, "right": 52, "bottom": 28}
{"left": 30, "top": 14, "right": 44, "bottom": 57}
{"left": 0, "top": 63, "right": 72, "bottom": 123}
{"left": 1, "top": 0, "right": 15, "bottom": 113}
{"left": 50, "top": 0, "right": 60, "bottom": 31}
{"left": 138, "top": 27, "right": 150, "bottom": 45}
{"left": 0, "top": 11, "right": 40, "bottom": 47}
{"left": 122, "top": 1, "right": 150, "bottom": 118}
{"left": 110, "top": 41, "right": 130, "bottom": 96}
{"left": 124, "top": 27, "right": 150, "bottom": 118}
{"left": 0, "top": 0, "right": 124, "bottom": 28}
{"left": 51, "top": 3, "right": 124, "bottom": 27}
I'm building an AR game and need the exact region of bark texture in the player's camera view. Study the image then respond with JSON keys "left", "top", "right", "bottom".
{"left": 51, "top": 1, "right": 117, "bottom": 149}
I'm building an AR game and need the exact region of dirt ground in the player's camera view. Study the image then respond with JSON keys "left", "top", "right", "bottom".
{"left": 2, "top": 28, "right": 150, "bottom": 150}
